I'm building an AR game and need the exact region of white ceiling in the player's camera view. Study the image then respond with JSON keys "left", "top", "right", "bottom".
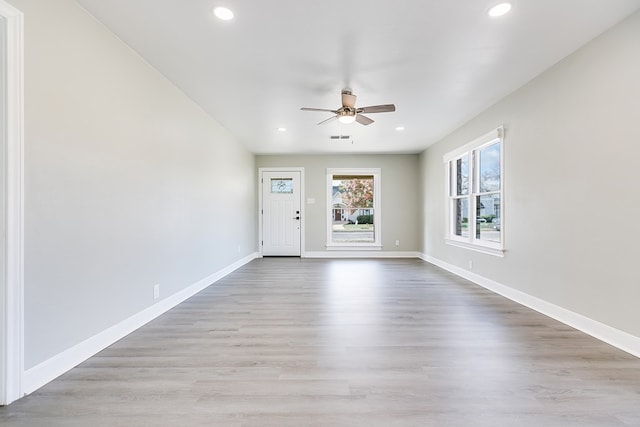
{"left": 74, "top": 0, "right": 640, "bottom": 155}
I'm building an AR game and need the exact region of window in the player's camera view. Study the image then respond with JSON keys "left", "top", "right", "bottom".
{"left": 326, "top": 168, "right": 381, "bottom": 249}
{"left": 444, "top": 127, "right": 504, "bottom": 256}
{"left": 270, "top": 178, "right": 293, "bottom": 194}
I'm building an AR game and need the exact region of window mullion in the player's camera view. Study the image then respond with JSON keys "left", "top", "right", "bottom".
{"left": 470, "top": 192, "right": 477, "bottom": 243}
{"left": 470, "top": 150, "right": 477, "bottom": 243}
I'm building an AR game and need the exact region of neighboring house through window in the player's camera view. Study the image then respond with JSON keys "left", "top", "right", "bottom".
{"left": 444, "top": 127, "right": 504, "bottom": 256}
{"left": 326, "top": 168, "right": 381, "bottom": 250}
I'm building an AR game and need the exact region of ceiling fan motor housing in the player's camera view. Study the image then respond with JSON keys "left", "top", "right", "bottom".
{"left": 338, "top": 107, "right": 356, "bottom": 117}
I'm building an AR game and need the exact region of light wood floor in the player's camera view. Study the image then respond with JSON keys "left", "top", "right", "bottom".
{"left": 2, "top": 258, "right": 640, "bottom": 426}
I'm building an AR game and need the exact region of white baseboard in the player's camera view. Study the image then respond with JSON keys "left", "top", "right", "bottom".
{"left": 23, "top": 252, "right": 260, "bottom": 395}
{"left": 419, "top": 253, "right": 640, "bottom": 359}
{"left": 305, "top": 251, "right": 420, "bottom": 259}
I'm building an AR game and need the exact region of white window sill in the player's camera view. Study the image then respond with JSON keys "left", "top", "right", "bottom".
{"left": 445, "top": 239, "right": 505, "bottom": 257}
{"left": 326, "top": 244, "right": 382, "bottom": 251}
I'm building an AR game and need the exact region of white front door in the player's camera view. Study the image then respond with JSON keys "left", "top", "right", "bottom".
{"left": 262, "top": 171, "right": 301, "bottom": 256}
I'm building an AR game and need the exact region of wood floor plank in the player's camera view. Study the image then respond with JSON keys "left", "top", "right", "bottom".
{"left": 1, "top": 258, "right": 640, "bottom": 426}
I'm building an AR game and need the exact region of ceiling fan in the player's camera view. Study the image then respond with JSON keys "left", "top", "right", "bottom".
{"left": 301, "top": 88, "right": 395, "bottom": 126}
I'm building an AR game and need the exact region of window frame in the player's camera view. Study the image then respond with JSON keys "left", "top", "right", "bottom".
{"left": 326, "top": 168, "right": 381, "bottom": 250}
{"left": 443, "top": 127, "right": 504, "bottom": 257}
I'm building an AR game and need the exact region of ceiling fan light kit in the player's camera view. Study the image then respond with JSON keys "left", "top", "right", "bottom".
{"left": 488, "top": 2, "right": 512, "bottom": 17}
{"left": 337, "top": 111, "right": 357, "bottom": 124}
{"left": 213, "top": 6, "right": 234, "bottom": 20}
{"left": 301, "top": 88, "right": 395, "bottom": 126}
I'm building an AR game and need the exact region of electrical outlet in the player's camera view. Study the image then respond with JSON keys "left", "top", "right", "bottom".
{"left": 468, "top": 260, "right": 473, "bottom": 269}
{"left": 395, "top": 240, "right": 400, "bottom": 246}
{"left": 153, "top": 284, "right": 160, "bottom": 300}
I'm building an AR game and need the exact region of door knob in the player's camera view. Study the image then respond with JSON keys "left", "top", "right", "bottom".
{"left": 293, "top": 216, "right": 300, "bottom": 220}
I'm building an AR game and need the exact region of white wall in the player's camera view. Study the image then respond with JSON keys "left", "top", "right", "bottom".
{"left": 420, "top": 12, "right": 640, "bottom": 338}
{"left": 256, "top": 154, "right": 420, "bottom": 253}
{"left": 8, "top": 0, "right": 256, "bottom": 370}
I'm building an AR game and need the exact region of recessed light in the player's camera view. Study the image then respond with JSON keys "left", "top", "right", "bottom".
{"left": 277, "top": 127, "right": 287, "bottom": 132}
{"left": 395, "top": 126, "right": 405, "bottom": 131}
{"left": 488, "top": 2, "right": 512, "bottom": 17}
{"left": 213, "top": 6, "right": 234, "bottom": 21}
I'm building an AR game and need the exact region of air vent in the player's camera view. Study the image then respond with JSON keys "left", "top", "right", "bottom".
{"left": 330, "top": 135, "right": 351, "bottom": 140}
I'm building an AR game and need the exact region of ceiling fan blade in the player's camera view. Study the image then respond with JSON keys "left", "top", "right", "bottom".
{"left": 301, "top": 107, "right": 338, "bottom": 113}
{"left": 356, "top": 114, "right": 374, "bottom": 125}
{"left": 342, "top": 92, "right": 356, "bottom": 108}
{"left": 357, "top": 104, "right": 396, "bottom": 114}
{"left": 318, "top": 115, "right": 338, "bottom": 125}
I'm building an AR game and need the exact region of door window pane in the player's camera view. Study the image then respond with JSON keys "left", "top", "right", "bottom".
{"left": 271, "top": 178, "right": 293, "bottom": 194}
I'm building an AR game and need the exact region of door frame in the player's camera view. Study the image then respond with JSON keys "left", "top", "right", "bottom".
{"left": 258, "top": 167, "right": 305, "bottom": 257}
{"left": 0, "top": 0, "right": 24, "bottom": 405}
